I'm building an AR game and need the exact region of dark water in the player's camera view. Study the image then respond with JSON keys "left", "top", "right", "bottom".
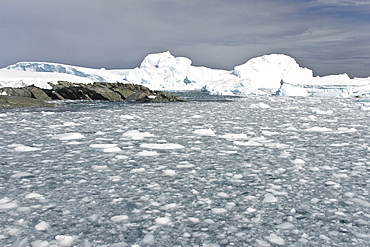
{"left": 0, "top": 93, "right": 369, "bottom": 246}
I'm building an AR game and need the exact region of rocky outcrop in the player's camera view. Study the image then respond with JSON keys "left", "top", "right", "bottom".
{"left": 0, "top": 81, "right": 184, "bottom": 108}
{"left": 0, "top": 96, "right": 55, "bottom": 108}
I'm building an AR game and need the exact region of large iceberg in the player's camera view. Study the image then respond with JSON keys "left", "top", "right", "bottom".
{"left": 124, "top": 51, "right": 193, "bottom": 90}
{"left": 1, "top": 51, "right": 370, "bottom": 97}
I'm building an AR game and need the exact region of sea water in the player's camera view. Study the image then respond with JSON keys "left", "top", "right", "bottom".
{"left": 0, "top": 93, "right": 369, "bottom": 246}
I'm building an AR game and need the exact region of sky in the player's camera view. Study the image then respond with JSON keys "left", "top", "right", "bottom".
{"left": 0, "top": 0, "right": 369, "bottom": 77}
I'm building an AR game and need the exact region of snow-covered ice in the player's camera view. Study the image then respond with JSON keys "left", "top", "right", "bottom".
{"left": 0, "top": 92, "right": 369, "bottom": 246}
{"left": 2, "top": 51, "right": 370, "bottom": 97}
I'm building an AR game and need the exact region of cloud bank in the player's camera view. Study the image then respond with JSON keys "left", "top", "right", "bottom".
{"left": 0, "top": 0, "right": 369, "bottom": 77}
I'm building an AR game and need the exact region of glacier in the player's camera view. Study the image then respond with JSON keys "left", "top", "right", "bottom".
{"left": 1, "top": 51, "right": 370, "bottom": 97}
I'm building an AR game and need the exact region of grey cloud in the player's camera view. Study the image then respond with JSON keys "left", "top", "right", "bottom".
{"left": 0, "top": 0, "right": 369, "bottom": 77}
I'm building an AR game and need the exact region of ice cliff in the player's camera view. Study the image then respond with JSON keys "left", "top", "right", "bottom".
{"left": 1, "top": 51, "right": 370, "bottom": 97}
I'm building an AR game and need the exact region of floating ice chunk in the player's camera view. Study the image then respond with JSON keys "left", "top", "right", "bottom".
{"left": 110, "top": 215, "right": 129, "bottom": 222}
{"left": 120, "top": 115, "right": 135, "bottom": 120}
{"left": 12, "top": 144, "right": 40, "bottom": 152}
{"left": 0, "top": 113, "right": 7, "bottom": 117}
{"left": 351, "top": 198, "right": 370, "bottom": 207}
{"left": 115, "top": 155, "right": 129, "bottom": 159}
{"left": 11, "top": 172, "right": 34, "bottom": 178}
{"left": 54, "top": 133, "right": 85, "bottom": 140}
{"left": 90, "top": 143, "right": 118, "bottom": 148}
{"left": 92, "top": 165, "right": 109, "bottom": 171}
{"left": 193, "top": 128, "right": 216, "bottom": 136}
{"left": 311, "top": 108, "right": 333, "bottom": 115}
{"left": 163, "top": 169, "right": 177, "bottom": 176}
{"left": 233, "top": 141, "right": 262, "bottom": 146}
{"left": 217, "top": 192, "right": 230, "bottom": 198}
{"left": 256, "top": 239, "right": 271, "bottom": 247}
{"left": 35, "top": 221, "right": 50, "bottom": 231}
{"left": 103, "top": 146, "right": 122, "bottom": 152}
{"left": 25, "top": 193, "right": 45, "bottom": 200}
{"left": 160, "top": 203, "right": 177, "bottom": 210}
{"left": 303, "top": 126, "right": 333, "bottom": 132}
{"left": 211, "top": 208, "right": 227, "bottom": 214}
{"left": 188, "top": 217, "right": 200, "bottom": 223}
{"left": 30, "top": 240, "right": 49, "bottom": 247}
{"left": 137, "top": 150, "right": 159, "bottom": 156}
{"left": 262, "top": 130, "right": 280, "bottom": 136}
{"left": 176, "top": 163, "right": 195, "bottom": 168}
{"left": 220, "top": 133, "right": 248, "bottom": 140}
{"left": 249, "top": 103, "right": 270, "bottom": 108}
{"left": 337, "top": 127, "right": 357, "bottom": 133}
{"left": 55, "top": 235, "right": 78, "bottom": 247}
{"left": 142, "top": 233, "right": 155, "bottom": 244}
{"left": 262, "top": 194, "right": 278, "bottom": 203}
{"left": 265, "top": 234, "right": 285, "bottom": 245}
{"left": 0, "top": 201, "right": 18, "bottom": 210}
{"left": 130, "top": 168, "right": 146, "bottom": 173}
{"left": 292, "top": 159, "right": 306, "bottom": 164}
{"left": 122, "top": 130, "right": 155, "bottom": 140}
{"left": 155, "top": 217, "right": 171, "bottom": 225}
{"left": 276, "top": 222, "right": 295, "bottom": 229}
{"left": 140, "top": 143, "right": 185, "bottom": 149}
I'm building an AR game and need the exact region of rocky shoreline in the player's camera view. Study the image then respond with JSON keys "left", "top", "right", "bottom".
{"left": 0, "top": 81, "right": 184, "bottom": 108}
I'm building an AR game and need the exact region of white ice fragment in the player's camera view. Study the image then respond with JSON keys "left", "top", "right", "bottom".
{"left": 163, "top": 169, "right": 177, "bottom": 176}
{"left": 265, "top": 234, "right": 285, "bottom": 246}
{"left": 110, "top": 215, "right": 129, "bottom": 222}
{"left": 25, "top": 193, "right": 45, "bottom": 200}
{"left": 249, "top": 103, "right": 270, "bottom": 108}
{"left": 216, "top": 192, "right": 230, "bottom": 198}
{"left": 193, "top": 128, "right": 216, "bottom": 136}
{"left": 92, "top": 165, "right": 109, "bottom": 171}
{"left": 262, "top": 194, "right": 278, "bottom": 203}
{"left": 246, "top": 207, "right": 257, "bottom": 213}
{"left": 160, "top": 203, "right": 177, "bottom": 210}
{"left": 137, "top": 150, "right": 159, "bottom": 156}
{"left": 115, "top": 155, "right": 129, "bottom": 159}
{"left": 311, "top": 108, "right": 333, "bottom": 115}
{"left": 53, "top": 133, "right": 85, "bottom": 140}
{"left": 12, "top": 144, "right": 40, "bottom": 152}
{"left": 142, "top": 233, "right": 155, "bottom": 244}
{"left": 35, "top": 221, "right": 50, "bottom": 231}
{"left": 140, "top": 143, "right": 185, "bottom": 149}
{"left": 155, "top": 217, "right": 171, "bottom": 225}
{"left": 130, "top": 168, "right": 146, "bottom": 173}
{"left": 276, "top": 222, "right": 295, "bottom": 229}
{"left": 188, "top": 217, "right": 200, "bottom": 223}
{"left": 90, "top": 143, "right": 117, "bottom": 149}
{"left": 176, "top": 163, "right": 195, "bottom": 168}
{"left": 211, "top": 208, "right": 227, "bottom": 214}
{"left": 351, "top": 198, "right": 370, "bottom": 207}
{"left": 256, "top": 239, "right": 271, "bottom": 247}
{"left": 303, "top": 126, "right": 333, "bottom": 132}
{"left": 122, "top": 130, "right": 155, "bottom": 140}
{"left": 11, "top": 172, "right": 33, "bottom": 178}
{"left": 0, "top": 202, "right": 18, "bottom": 210}
{"left": 103, "top": 146, "right": 122, "bottom": 153}
{"left": 30, "top": 240, "right": 49, "bottom": 247}
{"left": 55, "top": 235, "right": 77, "bottom": 247}
{"left": 220, "top": 133, "right": 248, "bottom": 140}
{"left": 292, "top": 159, "right": 306, "bottom": 164}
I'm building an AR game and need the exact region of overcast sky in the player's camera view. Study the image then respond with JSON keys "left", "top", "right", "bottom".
{"left": 0, "top": 0, "right": 369, "bottom": 77}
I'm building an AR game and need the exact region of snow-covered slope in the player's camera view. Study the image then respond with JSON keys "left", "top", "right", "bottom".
{"left": 1, "top": 51, "right": 370, "bottom": 97}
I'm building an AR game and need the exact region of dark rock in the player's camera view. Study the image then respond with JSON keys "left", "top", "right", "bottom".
{"left": 0, "top": 81, "right": 184, "bottom": 108}
{"left": 0, "top": 96, "right": 55, "bottom": 108}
